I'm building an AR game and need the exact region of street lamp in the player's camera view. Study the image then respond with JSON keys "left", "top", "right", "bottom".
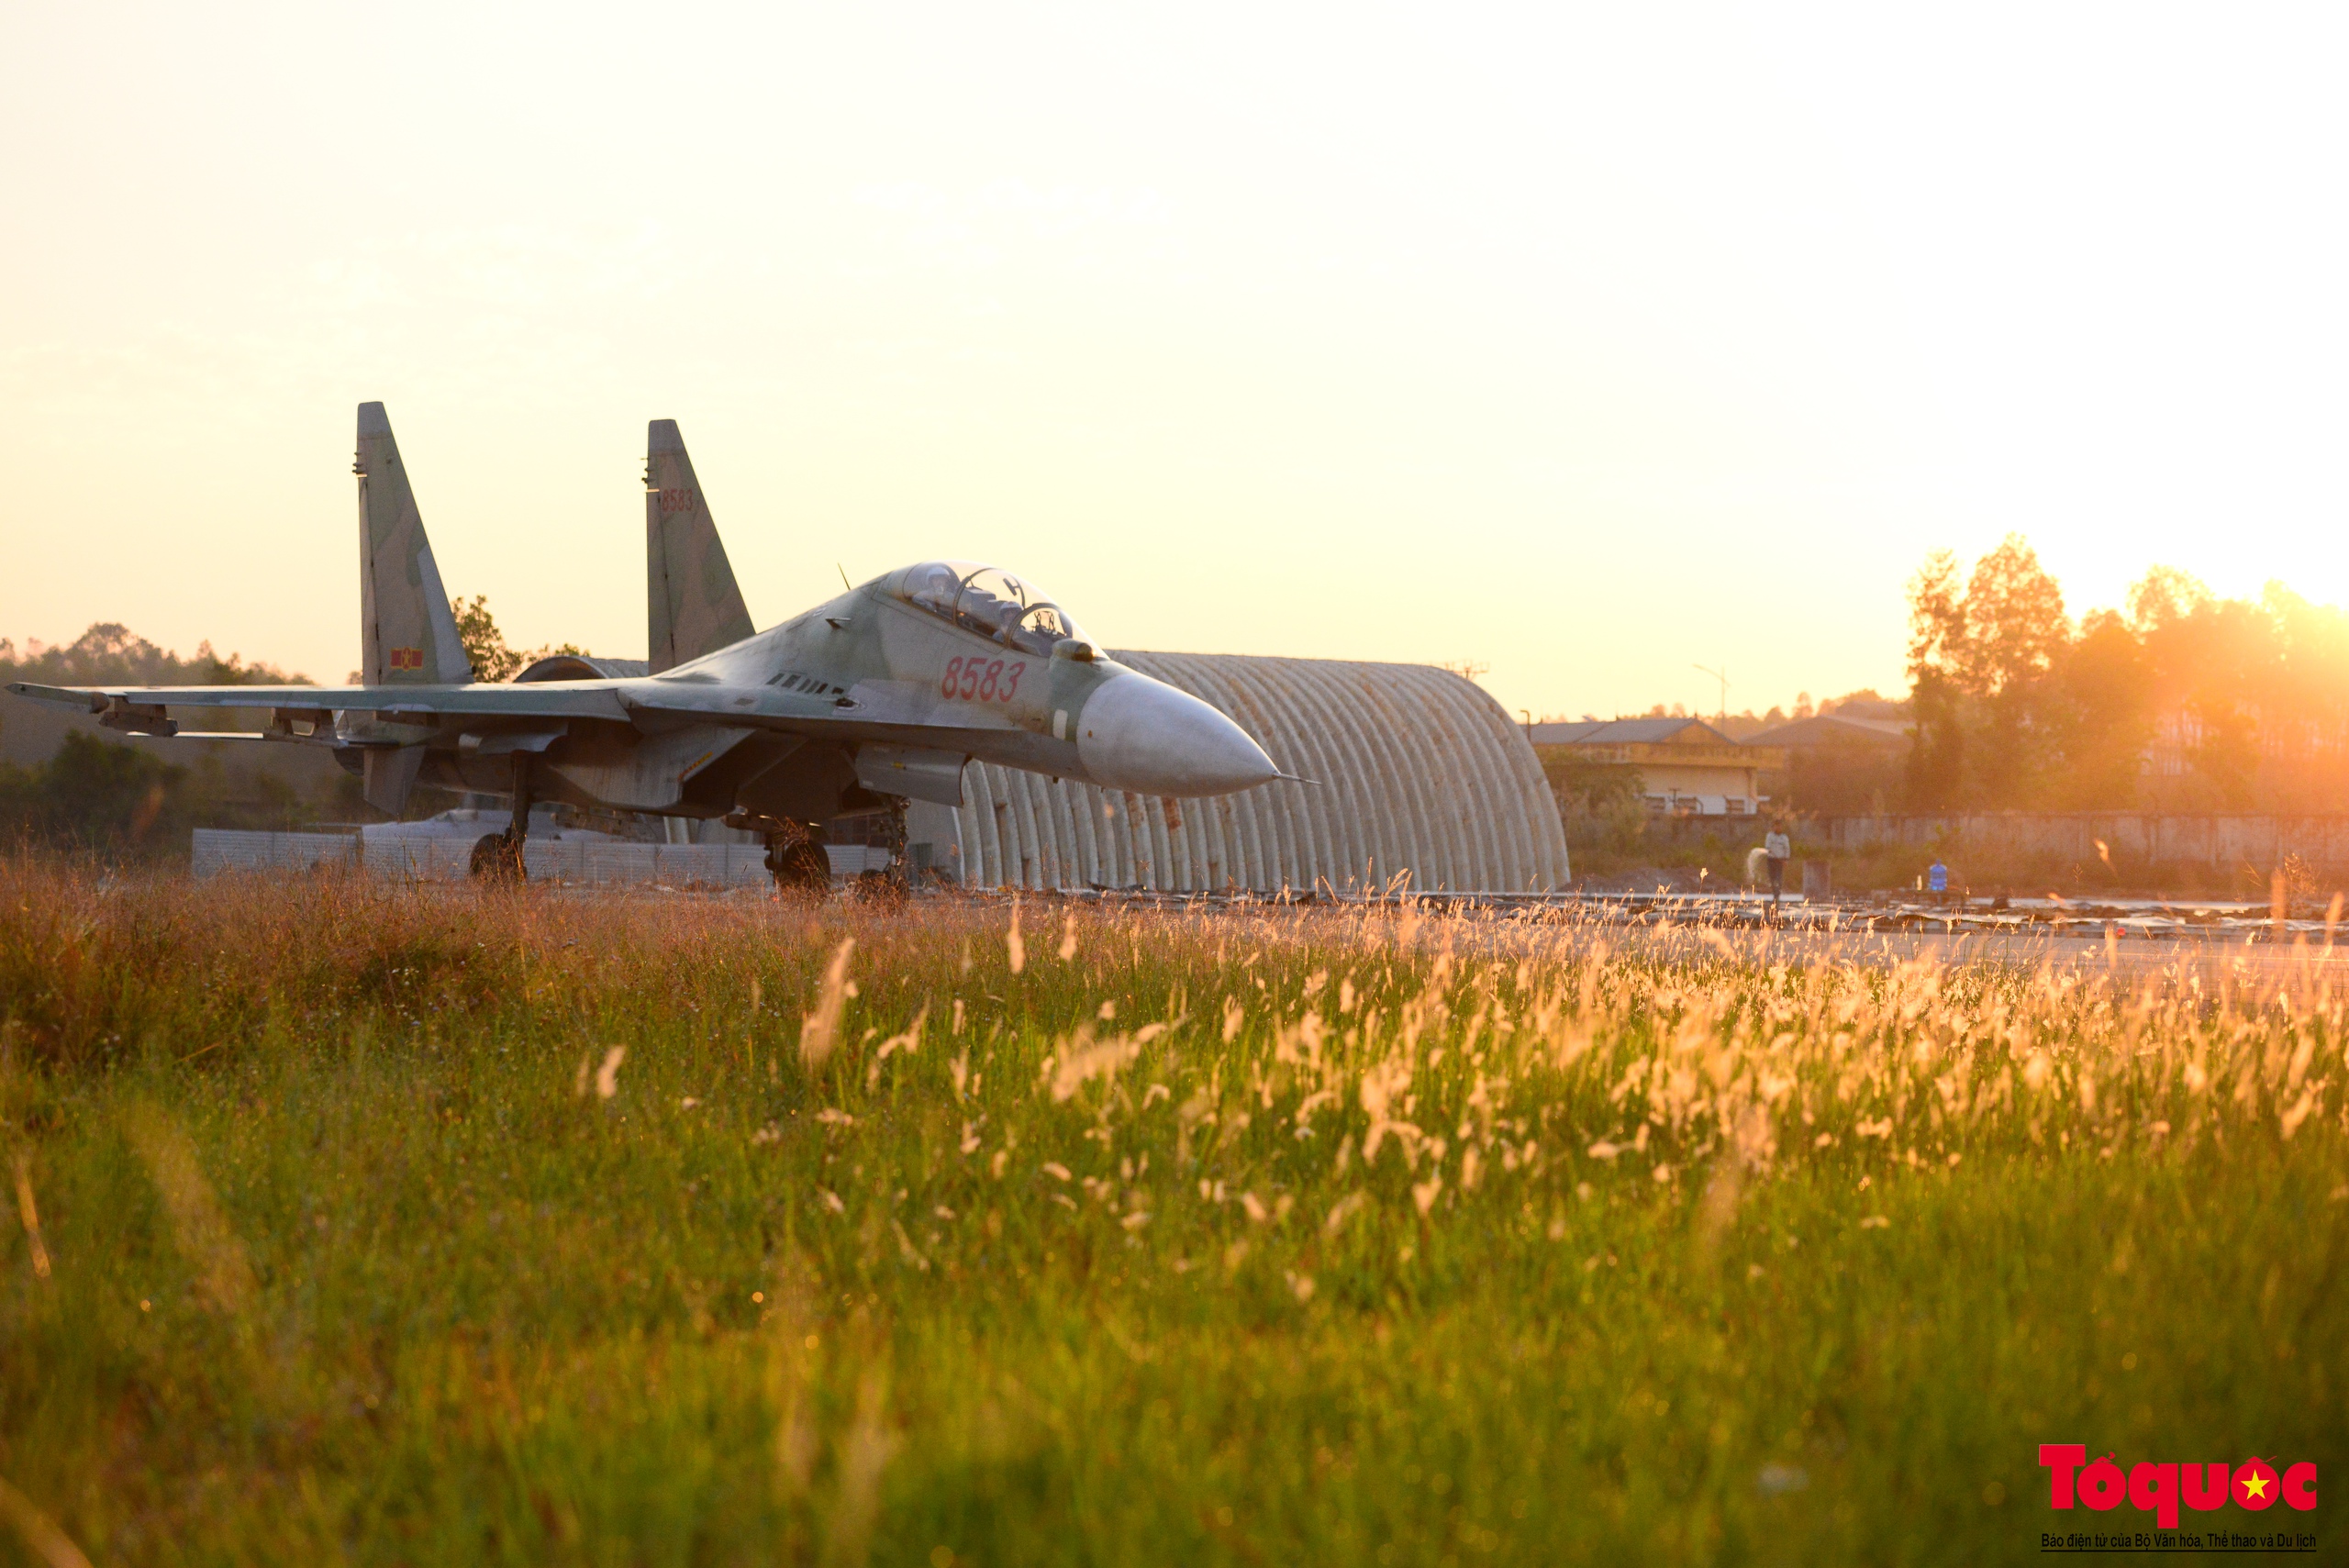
{"left": 1692, "top": 663, "right": 1730, "bottom": 725}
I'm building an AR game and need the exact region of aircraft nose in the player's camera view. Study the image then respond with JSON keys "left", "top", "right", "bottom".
{"left": 1076, "top": 673, "right": 1280, "bottom": 796}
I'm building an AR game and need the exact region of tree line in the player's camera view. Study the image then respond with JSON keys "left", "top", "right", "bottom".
{"left": 1903, "top": 537, "right": 2349, "bottom": 812}
{"left": 0, "top": 624, "right": 327, "bottom": 851}
{"left": 1, "top": 598, "right": 573, "bottom": 852}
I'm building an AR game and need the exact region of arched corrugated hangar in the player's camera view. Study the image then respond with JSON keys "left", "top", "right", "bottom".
{"left": 913, "top": 653, "right": 1571, "bottom": 894}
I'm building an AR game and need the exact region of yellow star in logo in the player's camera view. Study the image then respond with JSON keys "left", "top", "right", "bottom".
{"left": 2243, "top": 1472, "right": 2271, "bottom": 1501}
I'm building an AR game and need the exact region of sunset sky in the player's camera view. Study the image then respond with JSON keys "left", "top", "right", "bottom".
{"left": 5, "top": 4, "right": 2344, "bottom": 721}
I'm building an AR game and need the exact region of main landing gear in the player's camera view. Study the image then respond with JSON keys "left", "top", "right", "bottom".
{"left": 764, "top": 822, "right": 832, "bottom": 896}
{"left": 849, "top": 797, "right": 912, "bottom": 909}
{"left": 469, "top": 756, "right": 534, "bottom": 883}
{"left": 469, "top": 832, "right": 524, "bottom": 880}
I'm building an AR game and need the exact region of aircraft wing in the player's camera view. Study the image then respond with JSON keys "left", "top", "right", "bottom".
{"left": 6, "top": 676, "right": 1028, "bottom": 751}
{"left": 5, "top": 679, "right": 635, "bottom": 734}
{"left": 2, "top": 675, "right": 634, "bottom": 746}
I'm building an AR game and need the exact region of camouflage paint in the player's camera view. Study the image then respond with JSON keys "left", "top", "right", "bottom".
{"left": 645, "top": 420, "right": 755, "bottom": 674}
{"left": 355, "top": 403, "right": 471, "bottom": 688}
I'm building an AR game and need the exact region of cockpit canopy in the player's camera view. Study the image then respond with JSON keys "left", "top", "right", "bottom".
{"left": 895, "top": 561, "right": 1090, "bottom": 657}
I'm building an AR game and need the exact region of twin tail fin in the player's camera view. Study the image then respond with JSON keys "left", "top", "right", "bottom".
{"left": 354, "top": 402, "right": 472, "bottom": 687}
{"left": 645, "top": 419, "right": 755, "bottom": 673}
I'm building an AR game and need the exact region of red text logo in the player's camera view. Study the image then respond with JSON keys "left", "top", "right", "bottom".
{"left": 2041, "top": 1445, "right": 2316, "bottom": 1530}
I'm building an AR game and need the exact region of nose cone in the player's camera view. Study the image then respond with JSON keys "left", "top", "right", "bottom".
{"left": 1076, "top": 673, "right": 1279, "bottom": 796}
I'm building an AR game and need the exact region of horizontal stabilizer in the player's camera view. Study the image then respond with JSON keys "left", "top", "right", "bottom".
{"left": 363, "top": 744, "right": 427, "bottom": 815}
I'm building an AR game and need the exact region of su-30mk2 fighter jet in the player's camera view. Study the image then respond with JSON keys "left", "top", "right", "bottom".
{"left": 7, "top": 403, "right": 1284, "bottom": 888}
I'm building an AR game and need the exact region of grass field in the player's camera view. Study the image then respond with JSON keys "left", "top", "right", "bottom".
{"left": 1, "top": 862, "right": 2343, "bottom": 1565}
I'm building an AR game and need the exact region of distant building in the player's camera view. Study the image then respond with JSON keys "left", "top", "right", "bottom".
{"left": 1743, "top": 713, "right": 1909, "bottom": 752}
{"left": 1745, "top": 712, "right": 1910, "bottom": 816}
{"left": 1528, "top": 717, "right": 1786, "bottom": 817}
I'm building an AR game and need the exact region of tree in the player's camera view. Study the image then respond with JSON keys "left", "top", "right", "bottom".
{"left": 0, "top": 730, "right": 312, "bottom": 852}
{"left": 2255, "top": 584, "right": 2349, "bottom": 809}
{"left": 0, "top": 730, "right": 184, "bottom": 848}
{"left": 1905, "top": 550, "right": 1966, "bottom": 680}
{"left": 451, "top": 595, "right": 521, "bottom": 682}
{"left": 1956, "top": 536, "right": 2070, "bottom": 700}
{"left": 1898, "top": 546, "right": 2349, "bottom": 813}
{"left": 1902, "top": 551, "right": 1970, "bottom": 808}
{"left": 2053, "top": 609, "right": 2154, "bottom": 807}
{"left": 1901, "top": 536, "right": 2074, "bottom": 806}
{"left": 2127, "top": 582, "right": 2273, "bottom": 809}
{"left": 1, "top": 623, "right": 305, "bottom": 688}
{"left": 2126, "top": 565, "right": 2214, "bottom": 632}
{"left": 1903, "top": 665, "right": 1966, "bottom": 810}
{"left": 449, "top": 595, "right": 584, "bottom": 684}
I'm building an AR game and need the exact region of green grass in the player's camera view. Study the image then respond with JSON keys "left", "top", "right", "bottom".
{"left": 1, "top": 862, "right": 2343, "bottom": 1565}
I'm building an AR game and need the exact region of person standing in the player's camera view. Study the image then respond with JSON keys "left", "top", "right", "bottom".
{"left": 1765, "top": 819, "right": 1791, "bottom": 918}
{"left": 1929, "top": 858, "right": 1949, "bottom": 906}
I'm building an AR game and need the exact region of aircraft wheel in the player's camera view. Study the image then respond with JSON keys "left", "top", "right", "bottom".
{"left": 766, "top": 838, "right": 831, "bottom": 896}
{"left": 470, "top": 833, "right": 525, "bottom": 881}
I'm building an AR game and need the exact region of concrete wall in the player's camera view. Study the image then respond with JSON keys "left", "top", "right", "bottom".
{"left": 193, "top": 829, "right": 891, "bottom": 884}
{"left": 1817, "top": 814, "right": 2349, "bottom": 872}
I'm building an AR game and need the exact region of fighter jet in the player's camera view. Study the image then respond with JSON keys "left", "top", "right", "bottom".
{"left": 6, "top": 403, "right": 1283, "bottom": 887}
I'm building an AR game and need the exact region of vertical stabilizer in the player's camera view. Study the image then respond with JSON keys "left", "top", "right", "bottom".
{"left": 355, "top": 403, "right": 472, "bottom": 686}
{"left": 646, "top": 420, "right": 755, "bottom": 673}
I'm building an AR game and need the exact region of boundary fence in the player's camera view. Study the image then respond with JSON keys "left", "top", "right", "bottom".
{"left": 191, "top": 830, "right": 889, "bottom": 886}
{"left": 1816, "top": 814, "right": 2349, "bottom": 871}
